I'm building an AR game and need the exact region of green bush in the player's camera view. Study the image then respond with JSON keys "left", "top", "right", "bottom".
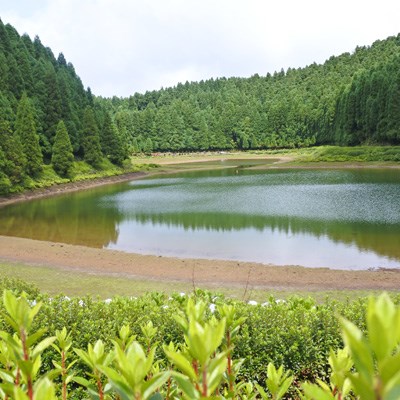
{"left": 0, "top": 278, "right": 400, "bottom": 399}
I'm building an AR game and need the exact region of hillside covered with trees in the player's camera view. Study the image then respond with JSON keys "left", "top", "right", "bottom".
{"left": 0, "top": 18, "right": 126, "bottom": 194}
{"left": 0, "top": 18, "right": 399, "bottom": 193}
{"left": 101, "top": 35, "right": 400, "bottom": 153}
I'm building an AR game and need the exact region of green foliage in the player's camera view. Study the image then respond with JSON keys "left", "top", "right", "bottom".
{"left": 0, "top": 120, "right": 26, "bottom": 185}
{"left": 0, "top": 281, "right": 399, "bottom": 399}
{"left": 0, "top": 290, "right": 56, "bottom": 399}
{"left": 255, "top": 363, "right": 293, "bottom": 400}
{"left": 100, "top": 35, "right": 400, "bottom": 151}
{"left": 52, "top": 121, "right": 74, "bottom": 177}
{"left": 14, "top": 93, "right": 43, "bottom": 177}
{"left": 341, "top": 293, "right": 400, "bottom": 399}
{"left": 302, "top": 145, "right": 400, "bottom": 162}
{"left": 100, "top": 113, "right": 127, "bottom": 166}
{"left": 82, "top": 107, "right": 103, "bottom": 168}
{"left": 0, "top": 146, "right": 11, "bottom": 194}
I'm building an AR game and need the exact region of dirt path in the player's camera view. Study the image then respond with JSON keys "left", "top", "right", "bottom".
{"left": 0, "top": 236, "right": 399, "bottom": 291}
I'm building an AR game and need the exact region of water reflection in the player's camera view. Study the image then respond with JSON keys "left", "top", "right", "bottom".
{"left": 0, "top": 186, "right": 125, "bottom": 248}
{"left": 0, "top": 165, "right": 399, "bottom": 269}
{"left": 128, "top": 212, "right": 400, "bottom": 262}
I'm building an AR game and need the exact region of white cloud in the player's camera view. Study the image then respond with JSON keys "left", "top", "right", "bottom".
{"left": 1, "top": 0, "right": 400, "bottom": 96}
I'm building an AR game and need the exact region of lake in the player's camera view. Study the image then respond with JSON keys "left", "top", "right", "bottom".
{"left": 1, "top": 161, "right": 399, "bottom": 270}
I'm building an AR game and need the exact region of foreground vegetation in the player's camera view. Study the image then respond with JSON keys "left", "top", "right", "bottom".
{"left": 0, "top": 278, "right": 399, "bottom": 399}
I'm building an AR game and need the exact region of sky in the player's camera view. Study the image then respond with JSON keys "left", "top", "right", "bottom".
{"left": 1, "top": 0, "right": 400, "bottom": 97}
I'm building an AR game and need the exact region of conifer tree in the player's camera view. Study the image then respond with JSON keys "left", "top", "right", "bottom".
{"left": 0, "top": 146, "right": 11, "bottom": 194}
{"left": 100, "top": 112, "right": 126, "bottom": 166}
{"left": 82, "top": 106, "right": 102, "bottom": 168}
{"left": 0, "top": 120, "right": 26, "bottom": 184}
{"left": 15, "top": 92, "right": 43, "bottom": 176}
{"left": 52, "top": 120, "right": 74, "bottom": 177}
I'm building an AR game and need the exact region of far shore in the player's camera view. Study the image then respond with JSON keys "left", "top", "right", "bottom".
{"left": 1, "top": 153, "right": 398, "bottom": 208}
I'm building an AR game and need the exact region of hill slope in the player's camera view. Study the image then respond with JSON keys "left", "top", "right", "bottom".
{"left": 99, "top": 34, "right": 400, "bottom": 151}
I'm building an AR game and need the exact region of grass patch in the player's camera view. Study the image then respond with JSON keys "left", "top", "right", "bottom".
{"left": 0, "top": 261, "right": 390, "bottom": 302}
{"left": 296, "top": 145, "right": 400, "bottom": 163}
{"left": 132, "top": 146, "right": 400, "bottom": 169}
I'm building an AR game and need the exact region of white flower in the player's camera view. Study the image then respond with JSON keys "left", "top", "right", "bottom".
{"left": 78, "top": 300, "right": 85, "bottom": 307}
{"left": 209, "top": 303, "right": 216, "bottom": 313}
{"left": 104, "top": 298, "right": 112, "bottom": 304}
{"left": 261, "top": 302, "right": 271, "bottom": 307}
{"left": 275, "top": 299, "right": 286, "bottom": 304}
{"left": 162, "top": 305, "right": 169, "bottom": 309}
{"left": 248, "top": 300, "right": 258, "bottom": 306}
{"left": 179, "top": 292, "right": 186, "bottom": 297}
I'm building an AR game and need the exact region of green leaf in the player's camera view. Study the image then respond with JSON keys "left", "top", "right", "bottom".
{"left": 172, "top": 372, "right": 200, "bottom": 399}
{"left": 276, "top": 377, "right": 293, "bottom": 400}
{"left": 207, "top": 352, "right": 228, "bottom": 394}
{"left": 32, "top": 336, "right": 56, "bottom": 358}
{"left": 340, "top": 318, "right": 374, "bottom": 380}
{"left": 254, "top": 383, "right": 269, "bottom": 399}
{"left": 348, "top": 373, "right": 375, "bottom": 400}
{"left": 72, "top": 376, "right": 92, "bottom": 388}
{"left": 26, "top": 328, "right": 46, "bottom": 347}
{"left": 302, "top": 382, "right": 335, "bottom": 400}
{"left": 380, "top": 352, "right": 400, "bottom": 386}
{"left": 142, "top": 372, "right": 170, "bottom": 399}
{"left": 164, "top": 349, "right": 197, "bottom": 381}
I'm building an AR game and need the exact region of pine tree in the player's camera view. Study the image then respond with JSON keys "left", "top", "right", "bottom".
{"left": 0, "top": 146, "right": 11, "bottom": 194}
{"left": 52, "top": 120, "right": 74, "bottom": 177}
{"left": 143, "top": 137, "right": 153, "bottom": 155}
{"left": 14, "top": 92, "right": 43, "bottom": 176}
{"left": 100, "top": 112, "right": 126, "bottom": 166}
{"left": 82, "top": 107, "right": 102, "bottom": 168}
{"left": 0, "top": 120, "right": 26, "bottom": 184}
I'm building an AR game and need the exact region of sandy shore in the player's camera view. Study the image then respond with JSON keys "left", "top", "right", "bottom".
{"left": 0, "top": 236, "right": 399, "bottom": 291}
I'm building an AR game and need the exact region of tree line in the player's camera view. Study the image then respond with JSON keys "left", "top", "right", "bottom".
{"left": 99, "top": 34, "right": 400, "bottom": 152}
{"left": 0, "top": 18, "right": 399, "bottom": 193}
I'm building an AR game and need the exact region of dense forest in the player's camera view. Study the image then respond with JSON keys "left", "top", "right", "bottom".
{"left": 0, "top": 18, "right": 126, "bottom": 193}
{"left": 0, "top": 18, "right": 399, "bottom": 193}
{"left": 101, "top": 37, "right": 400, "bottom": 152}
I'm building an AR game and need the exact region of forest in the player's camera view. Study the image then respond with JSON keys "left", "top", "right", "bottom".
{"left": 0, "top": 18, "right": 400, "bottom": 193}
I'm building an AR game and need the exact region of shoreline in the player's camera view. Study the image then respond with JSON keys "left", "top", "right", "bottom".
{"left": 0, "top": 235, "right": 399, "bottom": 291}
{"left": 0, "top": 171, "right": 148, "bottom": 208}
{"left": 0, "top": 155, "right": 399, "bottom": 207}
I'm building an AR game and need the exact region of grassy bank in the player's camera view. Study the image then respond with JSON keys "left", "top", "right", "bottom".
{"left": 132, "top": 145, "right": 400, "bottom": 168}
{"left": 0, "top": 260, "right": 389, "bottom": 303}
{"left": 3, "top": 158, "right": 157, "bottom": 195}
{"left": 3, "top": 145, "right": 399, "bottom": 197}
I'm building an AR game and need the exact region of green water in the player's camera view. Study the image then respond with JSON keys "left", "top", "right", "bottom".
{"left": 1, "top": 162, "right": 399, "bottom": 270}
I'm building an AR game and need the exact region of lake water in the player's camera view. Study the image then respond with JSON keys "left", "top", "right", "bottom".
{"left": 1, "top": 162, "right": 399, "bottom": 270}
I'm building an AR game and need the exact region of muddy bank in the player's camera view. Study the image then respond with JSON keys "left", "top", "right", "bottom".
{"left": 0, "top": 236, "right": 399, "bottom": 291}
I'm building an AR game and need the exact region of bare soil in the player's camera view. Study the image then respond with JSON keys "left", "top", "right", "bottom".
{"left": 0, "top": 236, "right": 399, "bottom": 291}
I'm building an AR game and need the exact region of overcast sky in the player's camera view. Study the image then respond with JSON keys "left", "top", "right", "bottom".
{"left": 1, "top": 0, "right": 400, "bottom": 97}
